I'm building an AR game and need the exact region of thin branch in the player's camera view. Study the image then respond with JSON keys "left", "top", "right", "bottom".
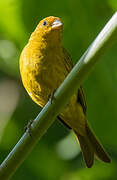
{"left": 1, "top": 12, "right": 117, "bottom": 180}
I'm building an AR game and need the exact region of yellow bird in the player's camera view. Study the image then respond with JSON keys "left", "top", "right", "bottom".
{"left": 20, "top": 16, "right": 110, "bottom": 167}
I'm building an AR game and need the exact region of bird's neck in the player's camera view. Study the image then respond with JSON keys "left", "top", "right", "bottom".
{"left": 29, "top": 38, "right": 62, "bottom": 52}
{"left": 29, "top": 30, "right": 63, "bottom": 49}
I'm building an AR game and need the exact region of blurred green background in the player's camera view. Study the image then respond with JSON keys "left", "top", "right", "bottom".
{"left": 0, "top": 0, "right": 117, "bottom": 179}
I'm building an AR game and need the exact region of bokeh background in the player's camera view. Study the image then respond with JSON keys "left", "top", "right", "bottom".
{"left": 0, "top": 0, "right": 117, "bottom": 179}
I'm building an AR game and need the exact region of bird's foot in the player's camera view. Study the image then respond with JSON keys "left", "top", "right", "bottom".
{"left": 48, "top": 90, "right": 56, "bottom": 104}
{"left": 24, "top": 119, "right": 34, "bottom": 137}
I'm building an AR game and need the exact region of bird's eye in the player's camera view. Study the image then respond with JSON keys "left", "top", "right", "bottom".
{"left": 43, "top": 21, "right": 47, "bottom": 26}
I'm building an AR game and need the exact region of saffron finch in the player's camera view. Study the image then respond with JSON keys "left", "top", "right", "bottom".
{"left": 20, "top": 16, "right": 111, "bottom": 167}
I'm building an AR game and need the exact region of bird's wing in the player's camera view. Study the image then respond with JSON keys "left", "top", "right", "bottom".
{"left": 63, "top": 48, "right": 87, "bottom": 114}
{"left": 78, "top": 87, "right": 87, "bottom": 114}
{"left": 62, "top": 47, "right": 74, "bottom": 71}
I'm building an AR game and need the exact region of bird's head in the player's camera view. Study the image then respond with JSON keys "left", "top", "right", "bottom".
{"left": 30, "top": 16, "right": 63, "bottom": 47}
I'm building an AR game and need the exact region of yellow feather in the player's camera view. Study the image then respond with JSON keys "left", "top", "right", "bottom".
{"left": 20, "top": 16, "right": 110, "bottom": 167}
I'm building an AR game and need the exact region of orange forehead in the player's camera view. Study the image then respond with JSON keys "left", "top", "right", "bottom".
{"left": 40, "top": 16, "right": 61, "bottom": 25}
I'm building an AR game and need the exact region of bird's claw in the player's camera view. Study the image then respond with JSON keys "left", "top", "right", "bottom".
{"left": 49, "top": 90, "right": 56, "bottom": 104}
{"left": 24, "top": 119, "right": 34, "bottom": 137}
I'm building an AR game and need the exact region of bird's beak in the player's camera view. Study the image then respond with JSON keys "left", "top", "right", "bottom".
{"left": 52, "top": 19, "right": 63, "bottom": 30}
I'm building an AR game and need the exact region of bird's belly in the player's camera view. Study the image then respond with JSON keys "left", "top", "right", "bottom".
{"left": 22, "top": 61, "right": 67, "bottom": 107}
{"left": 20, "top": 55, "right": 86, "bottom": 136}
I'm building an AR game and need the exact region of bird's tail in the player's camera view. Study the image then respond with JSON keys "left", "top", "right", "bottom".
{"left": 74, "top": 123, "right": 111, "bottom": 168}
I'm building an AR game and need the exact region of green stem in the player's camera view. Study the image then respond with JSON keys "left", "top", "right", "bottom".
{"left": 1, "top": 12, "right": 117, "bottom": 180}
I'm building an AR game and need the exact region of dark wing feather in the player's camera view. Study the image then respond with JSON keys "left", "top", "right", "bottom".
{"left": 57, "top": 116, "right": 71, "bottom": 129}
{"left": 78, "top": 87, "right": 87, "bottom": 114}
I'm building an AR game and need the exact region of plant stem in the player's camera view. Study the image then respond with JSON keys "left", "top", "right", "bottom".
{"left": 1, "top": 12, "right": 117, "bottom": 180}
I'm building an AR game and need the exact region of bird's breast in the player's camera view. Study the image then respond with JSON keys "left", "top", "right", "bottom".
{"left": 20, "top": 47, "right": 67, "bottom": 107}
